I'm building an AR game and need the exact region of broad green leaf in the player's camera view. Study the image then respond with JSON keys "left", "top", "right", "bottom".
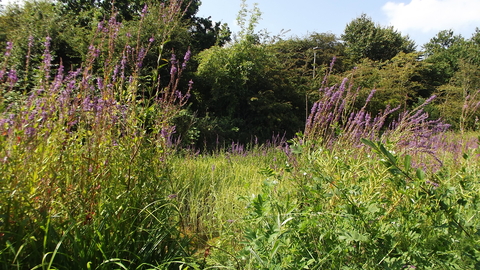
{"left": 416, "top": 168, "right": 425, "bottom": 181}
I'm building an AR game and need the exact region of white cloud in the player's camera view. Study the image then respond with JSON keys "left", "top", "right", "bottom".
{"left": 382, "top": 0, "right": 480, "bottom": 33}
{"left": 1, "top": 0, "right": 23, "bottom": 7}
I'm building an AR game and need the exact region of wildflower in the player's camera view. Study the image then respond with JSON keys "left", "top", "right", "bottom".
{"left": 141, "top": 4, "right": 148, "bottom": 17}
{"left": 4, "top": 41, "right": 13, "bottom": 56}
{"left": 25, "top": 127, "right": 36, "bottom": 137}
{"left": 170, "top": 65, "right": 177, "bottom": 75}
{"left": 7, "top": 69, "right": 18, "bottom": 85}
{"left": 365, "top": 89, "right": 376, "bottom": 104}
{"left": 182, "top": 48, "right": 191, "bottom": 70}
{"left": 97, "top": 21, "right": 104, "bottom": 31}
{"left": 426, "top": 180, "right": 439, "bottom": 188}
{"left": 96, "top": 77, "right": 104, "bottom": 90}
{"left": 184, "top": 49, "right": 191, "bottom": 62}
{"left": 170, "top": 53, "right": 177, "bottom": 65}
{"left": 137, "top": 47, "right": 146, "bottom": 68}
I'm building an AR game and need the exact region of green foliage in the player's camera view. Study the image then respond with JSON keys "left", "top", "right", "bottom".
{"left": 422, "top": 30, "right": 467, "bottom": 87}
{"left": 343, "top": 52, "right": 430, "bottom": 112}
{"left": 269, "top": 32, "right": 345, "bottom": 118}
{"left": 239, "top": 180, "right": 304, "bottom": 269}
{"left": 0, "top": 1, "right": 83, "bottom": 73}
{"left": 57, "top": 0, "right": 200, "bottom": 22}
{"left": 210, "top": 137, "right": 480, "bottom": 269}
{"left": 194, "top": 1, "right": 303, "bottom": 144}
{"left": 422, "top": 30, "right": 480, "bottom": 131}
{"left": 342, "top": 13, "right": 416, "bottom": 64}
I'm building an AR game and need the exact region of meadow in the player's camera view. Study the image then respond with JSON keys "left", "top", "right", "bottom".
{"left": 1, "top": 6, "right": 480, "bottom": 270}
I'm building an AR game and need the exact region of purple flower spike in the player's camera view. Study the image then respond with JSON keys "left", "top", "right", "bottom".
{"left": 170, "top": 66, "right": 177, "bottom": 75}
{"left": 141, "top": 4, "right": 148, "bottom": 17}
{"left": 4, "top": 41, "right": 13, "bottom": 56}
{"left": 7, "top": 69, "right": 18, "bottom": 85}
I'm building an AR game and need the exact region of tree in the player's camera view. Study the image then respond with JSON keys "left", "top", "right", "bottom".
{"left": 193, "top": 0, "right": 304, "bottom": 144}
{"left": 57, "top": 0, "right": 200, "bottom": 22}
{"left": 421, "top": 30, "right": 470, "bottom": 87}
{"left": 422, "top": 29, "right": 463, "bottom": 57}
{"left": 268, "top": 32, "right": 344, "bottom": 119}
{"left": 422, "top": 30, "right": 480, "bottom": 130}
{"left": 336, "top": 52, "right": 429, "bottom": 114}
{"left": 341, "top": 14, "right": 416, "bottom": 64}
{"left": 189, "top": 16, "right": 231, "bottom": 52}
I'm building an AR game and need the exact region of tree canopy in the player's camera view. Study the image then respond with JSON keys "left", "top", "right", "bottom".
{"left": 341, "top": 14, "right": 416, "bottom": 63}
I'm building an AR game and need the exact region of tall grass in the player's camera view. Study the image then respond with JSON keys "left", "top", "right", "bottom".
{"left": 0, "top": 3, "right": 198, "bottom": 269}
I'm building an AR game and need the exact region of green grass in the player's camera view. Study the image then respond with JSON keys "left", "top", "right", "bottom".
{"left": 1, "top": 128, "right": 479, "bottom": 269}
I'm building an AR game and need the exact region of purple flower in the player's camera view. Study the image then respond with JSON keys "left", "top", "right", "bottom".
{"left": 42, "top": 36, "right": 53, "bottom": 78}
{"left": 97, "top": 21, "right": 104, "bottom": 31}
{"left": 426, "top": 180, "right": 439, "bottom": 188}
{"left": 141, "top": 4, "right": 148, "bottom": 17}
{"left": 187, "top": 79, "right": 194, "bottom": 91}
{"left": 25, "top": 126, "right": 36, "bottom": 137}
{"left": 182, "top": 48, "right": 191, "bottom": 70}
{"left": 7, "top": 69, "right": 17, "bottom": 86}
{"left": 170, "top": 54, "right": 177, "bottom": 65}
{"left": 365, "top": 89, "right": 376, "bottom": 104}
{"left": 170, "top": 66, "right": 177, "bottom": 75}
{"left": 4, "top": 41, "right": 13, "bottom": 56}
{"left": 97, "top": 77, "right": 104, "bottom": 90}
{"left": 136, "top": 47, "right": 146, "bottom": 68}
{"left": 89, "top": 45, "right": 100, "bottom": 58}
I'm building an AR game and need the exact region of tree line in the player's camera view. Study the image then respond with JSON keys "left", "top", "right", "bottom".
{"left": 1, "top": 0, "right": 479, "bottom": 148}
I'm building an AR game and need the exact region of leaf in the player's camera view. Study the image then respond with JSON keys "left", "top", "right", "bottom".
{"left": 404, "top": 155, "right": 412, "bottom": 172}
{"left": 290, "top": 144, "right": 303, "bottom": 154}
{"left": 367, "top": 203, "right": 380, "bottom": 214}
{"left": 361, "top": 138, "right": 378, "bottom": 151}
{"left": 416, "top": 168, "right": 425, "bottom": 181}
{"left": 379, "top": 143, "right": 397, "bottom": 166}
{"left": 339, "top": 230, "right": 369, "bottom": 243}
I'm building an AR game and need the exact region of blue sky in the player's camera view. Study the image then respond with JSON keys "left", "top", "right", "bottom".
{"left": 197, "top": 0, "right": 480, "bottom": 48}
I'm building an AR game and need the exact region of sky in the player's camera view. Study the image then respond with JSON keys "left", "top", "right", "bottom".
{"left": 197, "top": 0, "right": 480, "bottom": 48}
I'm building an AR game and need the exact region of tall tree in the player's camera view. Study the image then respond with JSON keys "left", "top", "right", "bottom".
{"left": 193, "top": 0, "right": 304, "bottom": 144}
{"left": 422, "top": 29, "right": 463, "bottom": 57}
{"left": 423, "top": 30, "right": 480, "bottom": 130}
{"left": 421, "top": 30, "right": 467, "bottom": 87}
{"left": 341, "top": 14, "right": 415, "bottom": 64}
